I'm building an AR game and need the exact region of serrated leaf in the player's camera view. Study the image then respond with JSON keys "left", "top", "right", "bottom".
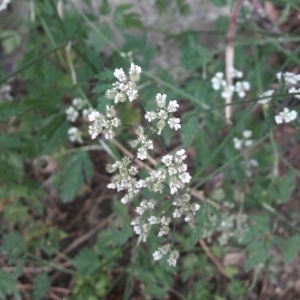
{"left": 269, "top": 172, "right": 295, "bottom": 204}
{"left": 245, "top": 241, "right": 269, "bottom": 272}
{"left": 181, "top": 115, "right": 198, "bottom": 147}
{"left": 33, "top": 273, "right": 51, "bottom": 300}
{"left": 53, "top": 152, "right": 93, "bottom": 203}
{"left": 0, "top": 270, "right": 21, "bottom": 300}
{"left": 71, "top": 248, "right": 100, "bottom": 276}
{"left": 109, "top": 225, "right": 133, "bottom": 246}
{"left": 281, "top": 235, "right": 300, "bottom": 265}
{"left": 1, "top": 231, "right": 26, "bottom": 263}
{"left": 242, "top": 215, "right": 269, "bottom": 243}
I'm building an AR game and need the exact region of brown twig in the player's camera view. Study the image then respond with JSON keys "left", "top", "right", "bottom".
{"left": 199, "top": 239, "right": 229, "bottom": 278}
{"left": 225, "top": 0, "right": 244, "bottom": 124}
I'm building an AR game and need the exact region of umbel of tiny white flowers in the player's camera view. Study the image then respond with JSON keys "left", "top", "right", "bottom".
{"left": 257, "top": 90, "right": 274, "bottom": 105}
{"left": 106, "top": 63, "right": 141, "bottom": 103}
{"left": 233, "top": 130, "right": 253, "bottom": 150}
{"left": 211, "top": 69, "right": 250, "bottom": 99}
{"left": 145, "top": 93, "right": 181, "bottom": 135}
{"left": 88, "top": 106, "right": 121, "bottom": 139}
{"left": 66, "top": 106, "right": 79, "bottom": 122}
{"left": 129, "top": 126, "right": 154, "bottom": 160}
{"left": 275, "top": 108, "right": 298, "bottom": 124}
{"left": 152, "top": 244, "right": 180, "bottom": 267}
{"left": 277, "top": 72, "right": 300, "bottom": 85}
{"left": 289, "top": 87, "right": 300, "bottom": 100}
{"left": 68, "top": 127, "right": 83, "bottom": 144}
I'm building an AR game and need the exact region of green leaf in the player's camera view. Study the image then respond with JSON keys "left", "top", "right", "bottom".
{"left": 33, "top": 273, "right": 51, "bottom": 300}
{"left": 181, "top": 115, "right": 198, "bottom": 148}
{"left": 0, "top": 30, "right": 21, "bottom": 54}
{"left": 0, "top": 270, "right": 21, "bottom": 300}
{"left": 280, "top": 235, "right": 300, "bottom": 265}
{"left": 100, "top": 0, "right": 110, "bottom": 15}
{"left": 1, "top": 231, "right": 26, "bottom": 264}
{"left": 71, "top": 248, "right": 101, "bottom": 276}
{"left": 242, "top": 215, "right": 270, "bottom": 243}
{"left": 144, "top": 284, "right": 166, "bottom": 298}
{"left": 245, "top": 241, "right": 269, "bottom": 272}
{"left": 269, "top": 172, "right": 295, "bottom": 204}
{"left": 53, "top": 151, "right": 93, "bottom": 203}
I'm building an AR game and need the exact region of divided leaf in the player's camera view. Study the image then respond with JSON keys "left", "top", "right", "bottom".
{"left": 33, "top": 273, "right": 51, "bottom": 300}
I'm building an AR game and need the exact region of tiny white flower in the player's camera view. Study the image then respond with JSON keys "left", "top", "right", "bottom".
{"left": 221, "top": 84, "right": 235, "bottom": 98}
{"left": 229, "top": 67, "right": 243, "bottom": 78}
{"left": 258, "top": 90, "right": 274, "bottom": 104}
{"left": 66, "top": 106, "right": 79, "bottom": 122}
{"left": 179, "top": 172, "right": 191, "bottom": 184}
{"left": 194, "top": 204, "right": 200, "bottom": 211}
{"left": 211, "top": 72, "right": 226, "bottom": 90}
{"left": 244, "top": 139, "right": 253, "bottom": 147}
{"left": 235, "top": 81, "right": 250, "bottom": 98}
{"left": 184, "top": 215, "right": 191, "bottom": 223}
{"left": 153, "top": 251, "right": 162, "bottom": 261}
{"left": 167, "top": 250, "right": 179, "bottom": 267}
{"left": 137, "top": 147, "right": 148, "bottom": 160}
{"left": 148, "top": 216, "right": 158, "bottom": 224}
{"left": 168, "top": 117, "right": 181, "bottom": 130}
{"left": 129, "top": 63, "right": 142, "bottom": 82}
{"left": 68, "top": 127, "right": 83, "bottom": 143}
{"left": 167, "top": 100, "right": 179, "bottom": 113}
{"left": 114, "top": 68, "right": 127, "bottom": 82}
{"left": 156, "top": 93, "right": 167, "bottom": 108}
{"left": 173, "top": 209, "right": 181, "bottom": 218}
{"left": 145, "top": 111, "right": 157, "bottom": 122}
{"left": 233, "top": 137, "right": 242, "bottom": 150}
{"left": 242, "top": 130, "right": 252, "bottom": 139}
{"left": 72, "top": 98, "right": 85, "bottom": 110}
{"left": 88, "top": 110, "right": 101, "bottom": 122}
{"left": 170, "top": 181, "right": 181, "bottom": 194}
{"left": 275, "top": 108, "right": 298, "bottom": 124}
{"left": 161, "top": 154, "right": 173, "bottom": 167}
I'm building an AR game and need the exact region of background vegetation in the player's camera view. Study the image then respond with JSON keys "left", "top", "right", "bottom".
{"left": 1, "top": 0, "right": 300, "bottom": 299}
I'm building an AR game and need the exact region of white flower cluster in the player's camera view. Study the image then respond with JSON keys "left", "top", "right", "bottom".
{"left": 106, "top": 156, "right": 140, "bottom": 204}
{"left": 0, "top": 0, "right": 10, "bottom": 12}
{"left": 153, "top": 244, "right": 179, "bottom": 267}
{"left": 106, "top": 63, "right": 141, "bottom": 103}
{"left": 277, "top": 72, "right": 300, "bottom": 85}
{"left": 106, "top": 148, "right": 192, "bottom": 266}
{"left": 211, "top": 68, "right": 250, "bottom": 99}
{"left": 233, "top": 130, "right": 253, "bottom": 150}
{"left": 257, "top": 89, "right": 274, "bottom": 105}
{"left": 172, "top": 193, "right": 200, "bottom": 226}
{"left": 65, "top": 98, "right": 92, "bottom": 143}
{"left": 145, "top": 93, "right": 181, "bottom": 134}
{"left": 129, "top": 126, "right": 154, "bottom": 160}
{"left": 289, "top": 87, "right": 300, "bottom": 99}
{"left": 88, "top": 106, "right": 121, "bottom": 139}
{"left": 96, "top": 64, "right": 195, "bottom": 267}
{"left": 275, "top": 108, "right": 297, "bottom": 124}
